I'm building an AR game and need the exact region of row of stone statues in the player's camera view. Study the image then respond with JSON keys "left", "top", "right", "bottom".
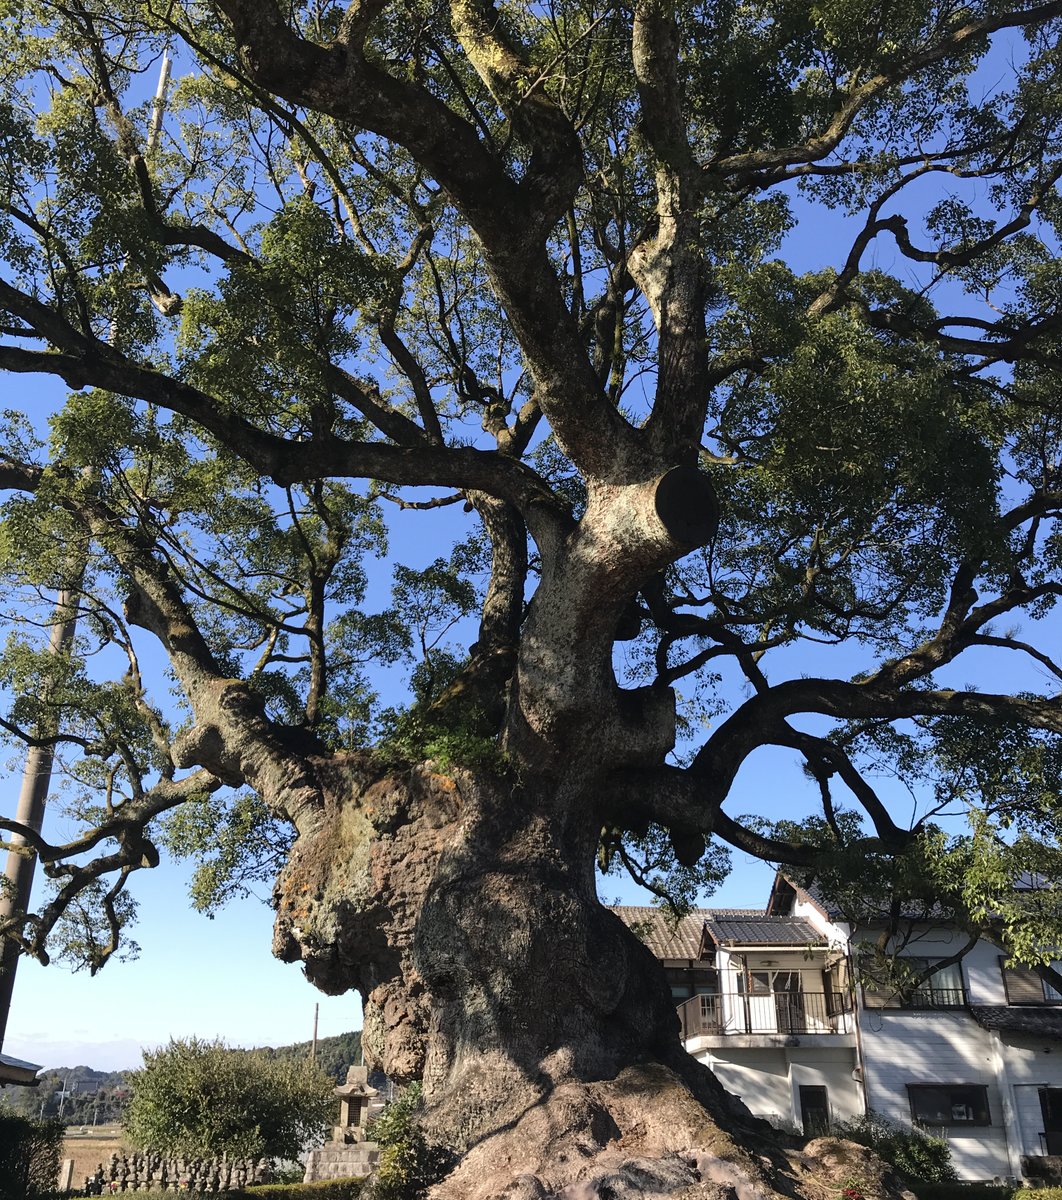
{"left": 82, "top": 1151, "right": 274, "bottom": 1194}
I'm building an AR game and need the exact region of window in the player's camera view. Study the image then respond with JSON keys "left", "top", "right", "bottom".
{"left": 907, "top": 1085, "right": 990, "bottom": 1127}
{"left": 903, "top": 958, "right": 966, "bottom": 1008}
{"left": 739, "top": 969, "right": 801, "bottom": 995}
{"left": 861, "top": 956, "right": 967, "bottom": 1009}
{"left": 666, "top": 965, "right": 717, "bottom": 1002}
{"left": 1000, "top": 957, "right": 1062, "bottom": 1005}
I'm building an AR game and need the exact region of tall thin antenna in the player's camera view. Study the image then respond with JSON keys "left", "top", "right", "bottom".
{"left": 147, "top": 49, "right": 172, "bottom": 156}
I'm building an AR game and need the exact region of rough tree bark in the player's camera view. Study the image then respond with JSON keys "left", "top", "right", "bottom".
{"left": 257, "top": 469, "right": 773, "bottom": 1194}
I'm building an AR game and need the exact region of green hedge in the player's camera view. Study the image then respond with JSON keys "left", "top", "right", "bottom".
{"left": 0, "top": 1113, "right": 65, "bottom": 1198}
{"left": 912, "top": 1187, "right": 1062, "bottom": 1200}
{"left": 235, "top": 1180, "right": 366, "bottom": 1199}
{"left": 70, "top": 1183, "right": 366, "bottom": 1200}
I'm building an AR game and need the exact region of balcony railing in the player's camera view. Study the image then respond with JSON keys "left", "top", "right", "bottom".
{"left": 902, "top": 986, "right": 967, "bottom": 1009}
{"left": 677, "top": 991, "right": 851, "bottom": 1039}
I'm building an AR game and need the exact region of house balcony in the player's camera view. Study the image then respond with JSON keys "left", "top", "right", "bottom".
{"left": 677, "top": 991, "right": 853, "bottom": 1043}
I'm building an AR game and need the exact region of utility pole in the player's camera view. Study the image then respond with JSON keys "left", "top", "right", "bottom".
{"left": 0, "top": 585, "right": 81, "bottom": 1049}
{"left": 311, "top": 1002, "right": 319, "bottom": 1064}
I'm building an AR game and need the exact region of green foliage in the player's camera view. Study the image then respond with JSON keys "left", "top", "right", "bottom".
{"left": 0, "top": 1034, "right": 363, "bottom": 1126}
{"left": 159, "top": 791, "right": 294, "bottom": 916}
{"left": 911, "top": 1187, "right": 1015, "bottom": 1200}
{"left": 0, "top": 0, "right": 1060, "bottom": 1082}
{"left": 123, "top": 1038, "right": 333, "bottom": 1161}
{"left": 236, "top": 1182, "right": 365, "bottom": 1200}
{"left": 836, "top": 1113, "right": 957, "bottom": 1184}
{"left": 374, "top": 708, "right": 504, "bottom": 773}
{"left": 366, "top": 1084, "right": 453, "bottom": 1200}
{"left": 0, "top": 1113, "right": 64, "bottom": 1199}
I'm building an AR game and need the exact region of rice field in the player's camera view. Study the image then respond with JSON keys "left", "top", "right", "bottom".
{"left": 61, "top": 1125, "right": 128, "bottom": 1190}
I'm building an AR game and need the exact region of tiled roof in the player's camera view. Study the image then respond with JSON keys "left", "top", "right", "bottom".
{"left": 704, "top": 915, "right": 825, "bottom": 948}
{"left": 609, "top": 906, "right": 760, "bottom": 960}
{"left": 969, "top": 1005, "right": 1062, "bottom": 1040}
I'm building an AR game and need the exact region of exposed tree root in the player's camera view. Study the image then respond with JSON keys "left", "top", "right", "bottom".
{"left": 423, "top": 1065, "right": 916, "bottom": 1200}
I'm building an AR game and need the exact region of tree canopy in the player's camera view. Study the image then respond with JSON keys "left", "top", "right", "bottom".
{"left": 0, "top": 0, "right": 1061, "bottom": 1192}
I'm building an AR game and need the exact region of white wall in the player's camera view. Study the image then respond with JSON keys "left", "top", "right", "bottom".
{"left": 698, "top": 1044, "right": 862, "bottom": 1132}
{"left": 992, "top": 1032, "right": 1062, "bottom": 1159}
{"left": 705, "top": 1047, "right": 794, "bottom": 1127}
{"left": 851, "top": 928, "right": 1015, "bottom": 1180}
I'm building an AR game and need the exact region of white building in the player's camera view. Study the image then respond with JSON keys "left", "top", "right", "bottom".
{"left": 615, "top": 874, "right": 1062, "bottom": 1182}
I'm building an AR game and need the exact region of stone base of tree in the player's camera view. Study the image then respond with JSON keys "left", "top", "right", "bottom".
{"left": 303, "top": 1141, "right": 380, "bottom": 1182}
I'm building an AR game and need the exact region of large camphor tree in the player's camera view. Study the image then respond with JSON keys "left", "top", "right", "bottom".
{"left": 1, "top": 1, "right": 1062, "bottom": 1194}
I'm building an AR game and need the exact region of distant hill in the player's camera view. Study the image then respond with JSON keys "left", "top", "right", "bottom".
{"left": 259, "top": 1030, "right": 364, "bottom": 1084}
{"left": 0, "top": 1064, "right": 128, "bottom": 1125}
{"left": 0, "top": 1031, "right": 368, "bottom": 1125}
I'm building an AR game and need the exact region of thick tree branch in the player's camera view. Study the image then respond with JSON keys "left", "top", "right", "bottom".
{"left": 210, "top": 0, "right": 640, "bottom": 482}
{"left": 691, "top": 679, "right": 1062, "bottom": 807}
{"left": 448, "top": 0, "right": 584, "bottom": 222}
{"left": 630, "top": 0, "right": 710, "bottom": 463}
{"left": 0, "top": 337, "right": 570, "bottom": 543}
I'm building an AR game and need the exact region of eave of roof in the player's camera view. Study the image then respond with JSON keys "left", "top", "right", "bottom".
{"left": 778, "top": 872, "right": 958, "bottom": 923}
{"left": 609, "top": 906, "right": 762, "bottom": 960}
{"left": 0, "top": 1052, "right": 42, "bottom": 1088}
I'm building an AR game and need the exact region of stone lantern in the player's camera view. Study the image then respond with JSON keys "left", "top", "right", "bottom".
{"left": 303, "top": 1064, "right": 381, "bottom": 1182}
{"left": 333, "top": 1065, "right": 378, "bottom": 1143}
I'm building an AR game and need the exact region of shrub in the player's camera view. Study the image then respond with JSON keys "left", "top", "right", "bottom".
{"left": 0, "top": 1112, "right": 65, "bottom": 1198}
{"left": 123, "top": 1037, "right": 334, "bottom": 1161}
{"left": 835, "top": 1112, "right": 957, "bottom": 1184}
{"left": 365, "top": 1083, "right": 453, "bottom": 1200}
{"left": 911, "top": 1186, "right": 1015, "bottom": 1200}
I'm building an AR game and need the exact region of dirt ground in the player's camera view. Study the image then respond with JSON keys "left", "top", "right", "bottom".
{"left": 61, "top": 1125, "right": 128, "bottom": 1189}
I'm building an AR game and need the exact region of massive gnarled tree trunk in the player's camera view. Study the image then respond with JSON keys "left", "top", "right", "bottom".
{"left": 2, "top": 0, "right": 1062, "bottom": 1195}
{"left": 271, "top": 758, "right": 790, "bottom": 1196}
